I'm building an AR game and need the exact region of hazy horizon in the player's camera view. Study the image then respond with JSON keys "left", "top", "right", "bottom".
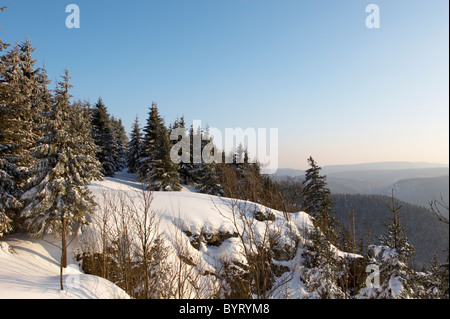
{"left": 1, "top": 0, "right": 448, "bottom": 170}
{"left": 279, "top": 160, "right": 450, "bottom": 171}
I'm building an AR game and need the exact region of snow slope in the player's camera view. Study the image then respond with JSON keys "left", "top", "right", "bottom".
{"left": 1, "top": 170, "right": 354, "bottom": 299}
{"left": 86, "top": 171, "right": 317, "bottom": 298}
{"left": 88, "top": 171, "right": 314, "bottom": 240}
{"left": 0, "top": 235, "right": 129, "bottom": 299}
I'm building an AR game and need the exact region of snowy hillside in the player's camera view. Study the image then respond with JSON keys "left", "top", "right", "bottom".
{"left": 86, "top": 171, "right": 318, "bottom": 298}
{"left": 0, "top": 235, "right": 129, "bottom": 299}
{"left": 1, "top": 171, "right": 357, "bottom": 299}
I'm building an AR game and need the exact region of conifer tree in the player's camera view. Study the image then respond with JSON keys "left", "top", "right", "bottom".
{"left": 184, "top": 125, "right": 203, "bottom": 184}
{"left": 0, "top": 41, "right": 18, "bottom": 237}
{"left": 0, "top": 158, "right": 19, "bottom": 237}
{"left": 0, "top": 6, "right": 11, "bottom": 236}
{"left": 359, "top": 192, "right": 415, "bottom": 299}
{"left": 426, "top": 253, "right": 449, "bottom": 298}
{"left": 169, "top": 116, "right": 191, "bottom": 184}
{"left": 301, "top": 156, "right": 339, "bottom": 244}
{"left": 127, "top": 116, "right": 143, "bottom": 174}
{"left": 110, "top": 116, "right": 128, "bottom": 171}
{"left": 139, "top": 102, "right": 181, "bottom": 191}
{"left": 0, "top": 38, "right": 49, "bottom": 236}
{"left": 91, "top": 98, "right": 117, "bottom": 176}
{"left": 21, "top": 70, "right": 101, "bottom": 288}
{"left": 412, "top": 253, "right": 449, "bottom": 299}
{"left": 148, "top": 123, "right": 181, "bottom": 191}
{"left": 301, "top": 228, "right": 345, "bottom": 299}
{"left": 6, "top": 39, "right": 45, "bottom": 168}
{"left": 195, "top": 129, "right": 223, "bottom": 196}
{"left": 196, "top": 162, "right": 224, "bottom": 196}
{"left": 139, "top": 102, "right": 163, "bottom": 181}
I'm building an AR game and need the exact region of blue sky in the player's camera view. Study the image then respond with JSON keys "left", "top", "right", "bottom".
{"left": 1, "top": 0, "right": 448, "bottom": 169}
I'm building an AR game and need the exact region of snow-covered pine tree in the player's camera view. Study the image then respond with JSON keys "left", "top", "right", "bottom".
{"left": 139, "top": 102, "right": 181, "bottom": 191}
{"left": 359, "top": 192, "right": 415, "bottom": 299}
{"left": 0, "top": 39, "right": 50, "bottom": 236}
{"left": 195, "top": 128, "right": 224, "bottom": 196}
{"left": 301, "top": 156, "right": 339, "bottom": 244}
{"left": 169, "top": 116, "right": 191, "bottom": 184}
{"left": 2, "top": 39, "right": 48, "bottom": 169}
{"left": 149, "top": 123, "right": 181, "bottom": 191}
{"left": 21, "top": 70, "right": 102, "bottom": 279}
{"left": 0, "top": 158, "right": 19, "bottom": 237}
{"left": 196, "top": 162, "right": 224, "bottom": 196}
{"left": 127, "top": 116, "right": 143, "bottom": 174}
{"left": 301, "top": 228, "right": 346, "bottom": 299}
{"left": 425, "top": 253, "right": 449, "bottom": 299}
{"left": 181, "top": 125, "right": 203, "bottom": 185}
{"left": 0, "top": 38, "right": 17, "bottom": 237}
{"left": 91, "top": 98, "right": 117, "bottom": 176}
{"left": 110, "top": 116, "right": 128, "bottom": 172}
{"left": 139, "top": 102, "right": 163, "bottom": 181}
{"left": 412, "top": 253, "right": 449, "bottom": 299}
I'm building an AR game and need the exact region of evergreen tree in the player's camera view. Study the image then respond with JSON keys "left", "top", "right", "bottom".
{"left": 412, "top": 253, "right": 449, "bottom": 299}
{"left": 148, "top": 123, "right": 181, "bottom": 191}
{"left": 139, "top": 102, "right": 181, "bottom": 191}
{"left": 169, "top": 116, "right": 191, "bottom": 184}
{"left": 91, "top": 98, "right": 117, "bottom": 176}
{"left": 301, "top": 156, "right": 339, "bottom": 244}
{"left": 20, "top": 70, "right": 101, "bottom": 278}
{"left": 196, "top": 162, "right": 224, "bottom": 196}
{"left": 378, "top": 194, "right": 415, "bottom": 264}
{"left": 110, "top": 116, "right": 128, "bottom": 171}
{"left": 359, "top": 192, "right": 416, "bottom": 299}
{"left": 425, "top": 253, "right": 449, "bottom": 298}
{"left": 0, "top": 38, "right": 49, "bottom": 236}
{"left": 127, "top": 116, "right": 143, "bottom": 174}
{"left": 0, "top": 7, "right": 10, "bottom": 236}
{"left": 0, "top": 42, "right": 19, "bottom": 235}
{"left": 139, "top": 102, "right": 163, "bottom": 181}
{"left": 301, "top": 228, "right": 346, "bottom": 299}
{"left": 3, "top": 39, "right": 46, "bottom": 168}
{"left": 184, "top": 125, "right": 203, "bottom": 184}
{"left": 0, "top": 158, "right": 19, "bottom": 237}
{"left": 193, "top": 126, "right": 224, "bottom": 195}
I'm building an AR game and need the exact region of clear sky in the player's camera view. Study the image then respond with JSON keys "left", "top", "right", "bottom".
{"left": 1, "top": 0, "right": 448, "bottom": 170}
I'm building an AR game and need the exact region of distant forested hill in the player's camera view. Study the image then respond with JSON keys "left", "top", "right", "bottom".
{"left": 379, "top": 176, "right": 449, "bottom": 214}
{"left": 331, "top": 194, "right": 449, "bottom": 270}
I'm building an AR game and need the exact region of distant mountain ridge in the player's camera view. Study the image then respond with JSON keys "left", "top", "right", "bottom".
{"left": 276, "top": 161, "right": 449, "bottom": 177}
{"left": 322, "top": 161, "right": 449, "bottom": 174}
{"left": 331, "top": 193, "right": 449, "bottom": 270}
{"left": 381, "top": 175, "right": 449, "bottom": 213}
{"left": 274, "top": 161, "right": 449, "bottom": 212}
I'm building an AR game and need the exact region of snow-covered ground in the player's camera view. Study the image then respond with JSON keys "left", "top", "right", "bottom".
{"left": 87, "top": 171, "right": 315, "bottom": 261}
{"left": 86, "top": 171, "right": 318, "bottom": 298}
{"left": 0, "top": 170, "right": 348, "bottom": 299}
{"left": 0, "top": 235, "right": 129, "bottom": 299}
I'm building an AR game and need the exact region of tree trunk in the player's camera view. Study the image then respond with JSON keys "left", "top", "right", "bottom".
{"left": 60, "top": 217, "right": 67, "bottom": 291}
